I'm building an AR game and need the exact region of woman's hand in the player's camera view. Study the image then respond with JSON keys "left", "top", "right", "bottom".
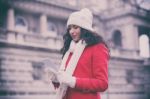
{"left": 56, "top": 71, "right": 76, "bottom": 88}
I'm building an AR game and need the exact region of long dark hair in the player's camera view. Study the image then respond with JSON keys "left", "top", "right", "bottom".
{"left": 61, "top": 27, "right": 108, "bottom": 57}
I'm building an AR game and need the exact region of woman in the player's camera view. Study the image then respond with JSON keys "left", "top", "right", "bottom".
{"left": 53, "top": 8, "right": 109, "bottom": 99}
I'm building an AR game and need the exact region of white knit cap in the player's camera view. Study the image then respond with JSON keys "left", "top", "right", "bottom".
{"left": 67, "top": 8, "right": 94, "bottom": 32}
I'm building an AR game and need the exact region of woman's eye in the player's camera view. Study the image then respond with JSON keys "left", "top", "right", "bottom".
{"left": 73, "top": 26, "right": 79, "bottom": 29}
{"left": 68, "top": 25, "right": 79, "bottom": 30}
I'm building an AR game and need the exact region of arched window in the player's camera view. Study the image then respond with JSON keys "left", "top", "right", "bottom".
{"left": 139, "top": 34, "right": 150, "bottom": 58}
{"left": 15, "top": 16, "right": 28, "bottom": 32}
{"left": 112, "top": 30, "right": 122, "bottom": 47}
{"left": 32, "top": 61, "right": 44, "bottom": 80}
{"left": 47, "top": 21, "right": 57, "bottom": 37}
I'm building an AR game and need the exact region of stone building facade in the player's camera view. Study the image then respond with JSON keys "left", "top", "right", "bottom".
{"left": 0, "top": 0, "right": 150, "bottom": 99}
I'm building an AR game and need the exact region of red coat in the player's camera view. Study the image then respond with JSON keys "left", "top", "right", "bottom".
{"left": 63, "top": 43, "right": 109, "bottom": 99}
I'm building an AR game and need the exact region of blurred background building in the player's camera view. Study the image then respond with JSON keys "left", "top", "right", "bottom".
{"left": 0, "top": 0, "right": 150, "bottom": 99}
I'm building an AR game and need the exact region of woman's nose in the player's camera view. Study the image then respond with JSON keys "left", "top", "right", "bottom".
{"left": 70, "top": 28, "right": 75, "bottom": 34}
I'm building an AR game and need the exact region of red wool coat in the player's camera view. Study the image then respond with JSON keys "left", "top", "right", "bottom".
{"left": 63, "top": 43, "right": 109, "bottom": 99}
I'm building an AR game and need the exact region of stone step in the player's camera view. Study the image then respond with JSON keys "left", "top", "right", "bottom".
{"left": 108, "top": 84, "right": 145, "bottom": 93}
{"left": 0, "top": 81, "right": 55, "bottom": 93}
{"left": 0, "top": 94, "right": 56, "bottom": 99}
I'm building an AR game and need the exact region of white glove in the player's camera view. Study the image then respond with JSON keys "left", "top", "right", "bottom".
{"left": 56, "top": 71, "right": 76, "bottom": 88}
{"left": 51, "top": 74, "right": 58, "bottom": 83}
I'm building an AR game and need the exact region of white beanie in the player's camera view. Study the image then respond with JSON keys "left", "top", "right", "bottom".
{"left": 67, "top": 8, "right": 94, "bottom": 32}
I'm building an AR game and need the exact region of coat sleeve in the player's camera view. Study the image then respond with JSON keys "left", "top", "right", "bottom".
{"left": 75, "top": 44, "right": 109, "bottom": 92}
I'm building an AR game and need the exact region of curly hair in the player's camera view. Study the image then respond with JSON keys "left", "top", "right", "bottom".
{"left": 61, "top": 28, "right": 108, "bottom": 57}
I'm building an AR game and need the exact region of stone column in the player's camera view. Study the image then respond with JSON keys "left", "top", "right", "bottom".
{"left": 7, "top": 8, "right": 16, "bottom": 43}
{"left": 40, "top": 14, "right": 47, "bottom": 35}
{"left": 122, "top": 24, "right": 139, "bottom": 50}
{"left": 7, "top": 8, "right": 15, "bottom": 31}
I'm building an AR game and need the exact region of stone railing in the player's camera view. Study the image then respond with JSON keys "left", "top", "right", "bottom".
{"left": 143, "top": 58, "right": 150, "bottom": 66}
{"left": 100, "top": 4, "right": 150, "bottom": 20}
{"left": 110, "top": 47, "right": 140, "bottom": 59}
{"left": 0, "top": 28, "right": 63, "bottom": 50}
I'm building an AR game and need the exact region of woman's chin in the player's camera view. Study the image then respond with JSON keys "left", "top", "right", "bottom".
{"left": 73, "top": 39, "right": 79, "bottom": 43}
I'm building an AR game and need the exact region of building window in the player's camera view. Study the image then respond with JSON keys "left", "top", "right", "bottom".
{"left": 0, "top": 59, "right": 1, "bottom": 79}
{"left": 47, "top": 21, "right": 57, "bottom": 37}
{"left": 138, "top": 26, "right": 150, "bottom": 58}
{"left": 15, "top": 16, "right": 28, "bottom": 32}
{"left": 0, "top": 7, "right": 7, "bottom": 28}
{"left": 139, "top": 34, "right": 150, "bottom": 58}
{"left": 32, "top": 62, "right": 44, "bottom": 80}
{"left": 47, "top": 22, "right": 57, "bottom": 32}
{"left": 126, "top": 70, "right": 133, "bottom": 84}
{"left": 112, "top": 30, "right": 122, "bottom": 47}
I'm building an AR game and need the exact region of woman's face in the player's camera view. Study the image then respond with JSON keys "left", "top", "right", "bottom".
{"left": 68, "top": 25, "right": 81, "bottom": 42}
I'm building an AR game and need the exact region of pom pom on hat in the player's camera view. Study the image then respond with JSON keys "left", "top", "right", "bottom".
{"left": 67, "top": 8, "right": 94, "bottom": 32}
